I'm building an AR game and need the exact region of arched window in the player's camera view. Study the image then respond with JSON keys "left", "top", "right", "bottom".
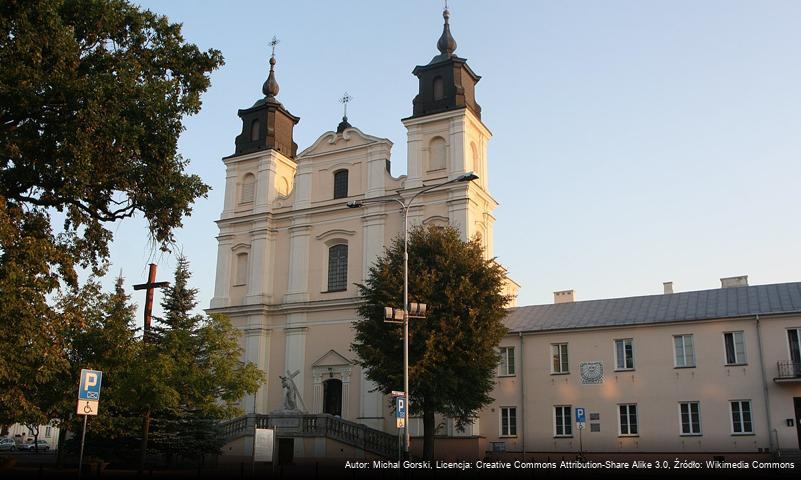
{"left": 433, "top": 76, "right": 444, "bottom": 100}
{"left": 323, "top": 379, "right": 343, "bottom": 416}
{"left": 429, "top": 137, "right": 446, "bottom": 171}
{"left": 327, "top": 244, "right": 348, "bottom": 291}
{"left": 250, "top": 119, "right": 260, "bottom": 141}
{"left": 235, "top": 252, "right": 249, "bottom": 285}
{"left": 240, "top": 173, "right": 256, "bottom": 204}
{"left": 470, "top": 142, "right": 480, "bottom": 175}
{"left": 333, "top": 169, "right": 348, "bottom": 199}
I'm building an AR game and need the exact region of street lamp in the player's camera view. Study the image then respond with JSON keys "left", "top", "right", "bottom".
{"left": 347, "top": 171, "right": 479, "bottom": 459}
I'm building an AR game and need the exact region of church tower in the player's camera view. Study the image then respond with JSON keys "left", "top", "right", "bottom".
{"left": 402, "top": 8, "right": 496, "bottom": 256}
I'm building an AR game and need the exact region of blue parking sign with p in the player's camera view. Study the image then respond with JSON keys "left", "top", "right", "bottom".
{"left": 79, "top": 369, "right": 102, "bottom": 401}
{"left": 396, "top": 397, "right": 406, "bottom": 418}
{"left": 576, "top": 407, "right": 586, "bottom": 423}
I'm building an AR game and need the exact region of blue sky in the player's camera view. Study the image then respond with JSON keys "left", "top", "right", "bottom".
{"left": 112, "top": 0, "right": 801, "bottom": 323}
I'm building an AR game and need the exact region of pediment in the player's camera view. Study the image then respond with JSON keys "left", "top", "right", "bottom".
{"left": 297, "top": 127, "right": 392, "bottom": 158}
{"left": 312, "top": 349, "right": 354, "bottom": 368}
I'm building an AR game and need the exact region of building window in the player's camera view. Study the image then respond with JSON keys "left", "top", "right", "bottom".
{"left": 674, "top": 334, "right": 695, "bottom": 367}
{"left": 235, "top": 252, "right": 249, "bottom": 286}
{"left": 333, "top": 170, "right": 348, "bottom": 199}
{"left": 44, "top": 426, "right": 52, "bottom": 438}
{"left": 250, "top": 119, "right": 260, "bottom": 141}
{"left": 327, "top": 244, "right": 348, "bottom": 291}
{"left": 615, "top": 338, "right": 634, "bottom": 370}
{"left": 433, "top": 76, "right": 444, "bottom": 100}
{"left": 787, "top": 328, "right": 801, "bottom": 364}
{"left": 428, "top": 137, "right": 446, "bottom": 171}
{"left": 554, "top": 406, "right": 572, "bottom": 437}
{"left": 551, "top": 343, "right": 569, "bottom": 374}
{"left": 730, "top": 400, "right": 753, "bottom": 434}
{"left": 498, "top": 346, "right": 515, "bottom": 376}
{"left": 679, "top": 402, "right": 701, "bottom": 435}
{"left": 618, "top": 404, "right": 638, "bottom": 436}
{"left": 240, "top": 173, "right": 256, "bottom": 204}
{"left": 500, "top": 407, "right": 517, "bottom": 437}
{"left": 724, "top": 331, "right": 747, "bottom": 365}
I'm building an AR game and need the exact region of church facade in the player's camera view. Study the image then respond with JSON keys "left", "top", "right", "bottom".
{"left": 208, "top": 8, "right": 511, "bottom": 446}
{"left": 209, "top": 9, "right": 801, "bottom": 461}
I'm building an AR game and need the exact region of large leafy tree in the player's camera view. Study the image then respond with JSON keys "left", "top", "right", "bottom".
{"left": 0, "top": 0, "right": 222, "bottom": 425}
{"left": 353, "top": 225, "right": 509, "bottom": 459}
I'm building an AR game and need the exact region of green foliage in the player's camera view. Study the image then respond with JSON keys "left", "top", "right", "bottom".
{"left": 352, "top": 225, "right": 509, "bottom": 458}
{"left": 148, "top": 256, "right": 263, "bottom": 458}
{"left": 0, "top": 0, "right": 221, "bottom": 426}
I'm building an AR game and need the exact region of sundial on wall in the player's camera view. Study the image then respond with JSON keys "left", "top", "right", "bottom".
{"left": 580, "top": 362, "right": 604, "bottom": 384}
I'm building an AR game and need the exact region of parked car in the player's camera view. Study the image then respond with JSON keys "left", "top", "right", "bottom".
{"left": 17, "top": 440, "right": 49, "bottom": 452}
{"left": 0, "top": 438, "right": 16, "bottom": 451}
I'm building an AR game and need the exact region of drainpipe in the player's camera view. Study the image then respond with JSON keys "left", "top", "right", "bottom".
{"left": 755, "top": 314, "right": 775, "bottom": 453}
{"left": 519, "top": 332, "right": 525, "bottom": 460}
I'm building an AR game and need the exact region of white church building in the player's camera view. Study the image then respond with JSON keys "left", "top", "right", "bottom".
{"left": 210, "top": 8, "right": 801, "bottom": 462}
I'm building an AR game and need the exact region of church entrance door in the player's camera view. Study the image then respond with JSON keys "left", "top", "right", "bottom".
{"left": 323, "top": 379, "right": 343, "bottom": 416}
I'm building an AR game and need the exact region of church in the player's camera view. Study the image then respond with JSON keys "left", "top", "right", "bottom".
{"left": 209, "top": 8, "right": 801, "bottom": 462}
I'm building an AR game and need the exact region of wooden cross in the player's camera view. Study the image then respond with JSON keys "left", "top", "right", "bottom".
{"left": 133, "top": 263, "right": 169, "bottom": 333}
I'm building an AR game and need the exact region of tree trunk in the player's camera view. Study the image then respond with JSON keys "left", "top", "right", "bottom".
{"left": 422, "top": 408, "right": 435, "bottom": 460}
{"left": 138, "top": 410, "right": 151, "bottom": 476}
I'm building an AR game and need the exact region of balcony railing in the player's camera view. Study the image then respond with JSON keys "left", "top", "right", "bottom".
{"left": 776, "top": 361, "right": 801, "bottom": 380}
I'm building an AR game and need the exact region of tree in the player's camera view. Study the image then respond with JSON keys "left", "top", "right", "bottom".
{"left": 147, "top": 256, "right": 263, "bottom": 463}
{"left": 0, "top": 0, "right": 222, "bottom": 426}
{"left": 352, "top": 225, "right": 510, "bottom": 459}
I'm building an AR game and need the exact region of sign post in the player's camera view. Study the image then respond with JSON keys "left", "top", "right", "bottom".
{"left": 77, "top": 369, "right": 102, "bottom": 478}
{"left": 575, "top": 407, "right": 586, "bottom": 458}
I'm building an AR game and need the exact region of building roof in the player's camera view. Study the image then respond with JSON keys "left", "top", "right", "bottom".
{"left": 505, "top": 282, "right": 801, "bottom": 334}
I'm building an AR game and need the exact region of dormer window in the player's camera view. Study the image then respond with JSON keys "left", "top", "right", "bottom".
{"left": 250, "top": 119, "right": 260, "bottom": 141}
{"left": 433, "top": 76, "right": 444, "bottom": 100}
{"left": 333, "top": 169, "right": 348, "bottom": 199}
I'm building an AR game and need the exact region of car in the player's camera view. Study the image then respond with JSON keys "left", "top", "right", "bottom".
{"left": 0, "top": 438, "right": 16, "bottom": 451}
{"left": 17, "top": 440, "right": 49, "bottom": 452}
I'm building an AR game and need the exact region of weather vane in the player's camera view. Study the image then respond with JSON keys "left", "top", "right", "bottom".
{"left": 339, "top": 92, "right": 353, "bottom": 120}
{"left": 269, "top": 35, "right": 280, "bottom": 57}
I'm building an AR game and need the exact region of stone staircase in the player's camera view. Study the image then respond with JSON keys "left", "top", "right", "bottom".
{"left": 220, "top": 413, "right": 398, "bottom": 459}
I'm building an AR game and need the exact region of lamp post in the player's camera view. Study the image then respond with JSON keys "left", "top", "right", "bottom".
{"left": 348, "top": 171, "right": 479, "bottom": 459}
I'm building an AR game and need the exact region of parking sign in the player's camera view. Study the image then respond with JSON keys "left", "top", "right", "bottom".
{"left": 576, "top": 408, "right": 586, "bottom": 423}
{"left": 396, "top": 397, "right": 406, "bottom": 418}
{"left": 79, "top": 369, "right": 103, "bottom": 401}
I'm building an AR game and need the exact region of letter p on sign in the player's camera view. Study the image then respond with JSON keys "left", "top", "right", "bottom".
{"left": 78, "top": 369, "right": 103, "bottom": 401}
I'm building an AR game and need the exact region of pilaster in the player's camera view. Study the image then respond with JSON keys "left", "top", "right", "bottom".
{"left": 211, "top": 233, "right": 235, "bottom": 308}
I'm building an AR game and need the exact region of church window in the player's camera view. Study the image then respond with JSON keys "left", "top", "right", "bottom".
{"left": 250, "top": 119, "right": 260, "bottom": 141}
{"left": 471, "top": 142, "right": 480, "bottom": 175}
{"left": 235, "top": 252, "right": 249, "bottom": 286}
{"left": 333, "top": 170, "right": 348, "bottom": 199}
{"left": 240, "top": 173, "right": 256, "bottom": 204}
{"left": 433, "top": 76, "right": 444, "bottom": 100}
{"left": 429, "top": 137, "right": 446, "bottom": 171}
{"left": 327, "top": 244, "right": 348, "bottom": 291}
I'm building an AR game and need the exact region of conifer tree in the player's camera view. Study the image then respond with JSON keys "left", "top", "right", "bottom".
{"left": 149, "top": 256, "right": 263, "bottom": 461}
{"left": 353, "top": 225, "right": 509, "bottom": 459}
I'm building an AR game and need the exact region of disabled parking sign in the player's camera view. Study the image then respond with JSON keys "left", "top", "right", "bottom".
{"left": 77, "top": 369, "right": 102, "bottom": 416}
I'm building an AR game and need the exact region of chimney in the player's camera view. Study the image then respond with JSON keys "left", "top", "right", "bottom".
{"left": 554, "top": 290, "right": 575, "bottom": 304}
{"left": 720, "top": 275, "right": 748, "bottom": 288}
{"left": 663, "top": 282, "right": 674, "bottom": 294}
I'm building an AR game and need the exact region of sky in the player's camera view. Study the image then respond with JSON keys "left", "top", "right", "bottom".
{"left": 107, "top": 0, "right": 801, "bottom": 324}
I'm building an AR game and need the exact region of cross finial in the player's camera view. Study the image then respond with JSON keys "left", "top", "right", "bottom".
{"left": 339, "top": 92, "right": 353, "bottom": 119}
{"left": 269, "top": 36, "right": 280, "bottom": 57}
